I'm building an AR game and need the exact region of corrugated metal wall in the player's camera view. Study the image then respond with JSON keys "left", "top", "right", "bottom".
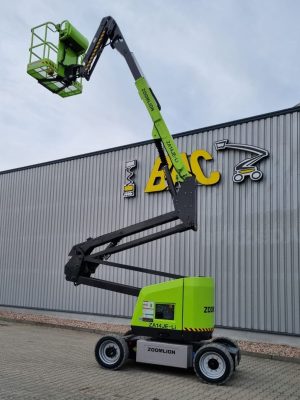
{"left": 0, "top": 109, "right": 299, "bottom": 335}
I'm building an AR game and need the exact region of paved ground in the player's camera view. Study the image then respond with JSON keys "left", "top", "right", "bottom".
{"left": 0, "top": 321, "right": 299, "bottom": 400}
{"left": 2, "top": 306, "right": 300, "bottom": 348}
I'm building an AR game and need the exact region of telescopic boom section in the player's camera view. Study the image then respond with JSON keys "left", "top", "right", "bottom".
{"left": 79, "top": 16, "right": 192, "bottom": 183}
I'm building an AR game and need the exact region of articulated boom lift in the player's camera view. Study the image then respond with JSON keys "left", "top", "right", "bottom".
{"left": 27, "top": 17, "right": 240, "bottom": 384}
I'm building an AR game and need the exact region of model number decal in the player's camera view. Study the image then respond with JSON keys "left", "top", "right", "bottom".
{"left": 148, "top": 322, "right": 176, "bottom": 330}
{"left": 204, "top": 306, "right": 215, "bottom": 313}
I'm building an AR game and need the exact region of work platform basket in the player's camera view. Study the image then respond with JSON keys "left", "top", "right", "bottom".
{"left": 27, "top": 21, "right": 88, "bottom": 97}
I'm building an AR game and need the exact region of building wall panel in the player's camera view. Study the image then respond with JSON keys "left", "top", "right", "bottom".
{"left": 0, "top": 109, "right": 299, "bottom": 335}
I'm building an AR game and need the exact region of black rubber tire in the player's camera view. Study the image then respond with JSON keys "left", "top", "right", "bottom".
{"left": 123, "top": 330, "right": 137, "bottom": 360}
{"left": 124, "top": 330, "right": 133, "bottom": 336}
{"left": 193, "top": 343, "right": 234, "bottom": 385}
{"left": 95, "top": 334, "right": 129, "bottom": 370}
{"left": 212, "top": 337, "right": 241, "bottom": 365}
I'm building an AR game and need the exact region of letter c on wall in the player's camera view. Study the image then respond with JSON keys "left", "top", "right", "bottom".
{"left": 189, "top": 150, "right": 221, "bottom": 185}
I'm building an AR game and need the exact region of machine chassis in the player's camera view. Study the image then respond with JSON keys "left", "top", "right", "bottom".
{"left": 95, "top": 332, "right": 240, "bottom": 385}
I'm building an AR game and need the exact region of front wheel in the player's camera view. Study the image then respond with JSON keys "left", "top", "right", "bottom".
{"left": 193, "top": 343, "right": 234, "bottom": 385}
{"left": 95, "top": 334, "right": 129, "bottom": 370}
{"left": 232, "top": 173, "right": 244, "bottom": 183}
{"left": 250, "top": 170, "right": 263, "bottom": 181}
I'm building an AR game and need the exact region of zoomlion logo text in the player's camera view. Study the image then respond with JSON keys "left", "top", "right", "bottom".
{"left": 147, "top": 347, "right": 176, "bottom": 355}
{"left": 142, "top": 88, "right": 154, "bottom": 111}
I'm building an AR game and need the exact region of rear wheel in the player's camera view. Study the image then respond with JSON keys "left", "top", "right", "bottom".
{"left": 250, "top": 170, "right": 263, "bottom": 181}
{"left": 211, "top": 337, "right": 241, "bottom": 366}
{"left": 95, "top": 334, "right": 129, "bottom": 370}
{"left": 193, "top": 343, "right": 234, "bottom": 385}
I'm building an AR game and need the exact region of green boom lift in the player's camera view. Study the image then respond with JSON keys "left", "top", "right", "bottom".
{"left": 27, "top": 17, "right": 240, "bottom": 384}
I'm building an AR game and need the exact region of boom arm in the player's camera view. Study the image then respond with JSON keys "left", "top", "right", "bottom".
{"left": 28, "top": 17, "right": 197, "bottom": 295}
{"left": 65, "top": 16, "right": 192, "bottom": 183}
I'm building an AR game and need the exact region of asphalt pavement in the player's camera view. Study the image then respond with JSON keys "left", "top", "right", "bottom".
{"left": 0, "top": 320, "right": 299, "bottom": 400}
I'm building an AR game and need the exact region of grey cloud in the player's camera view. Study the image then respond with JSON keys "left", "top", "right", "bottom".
{"left": 1, "top": 0, "right": 300, "bottom": 171}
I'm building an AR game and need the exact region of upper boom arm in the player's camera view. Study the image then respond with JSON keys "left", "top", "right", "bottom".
{"left": 27, "top": 16, "right": 192, "bottom": 182}
{"left": 78, "top": 16, "right": 192, "bottom": 183}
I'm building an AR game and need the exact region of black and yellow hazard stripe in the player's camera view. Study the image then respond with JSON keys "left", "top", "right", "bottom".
{"left": 184, "top": 327, "right": 214, "bottom": 333}
{"left": 85, "top": 29, "right": 107, "bottom": 73}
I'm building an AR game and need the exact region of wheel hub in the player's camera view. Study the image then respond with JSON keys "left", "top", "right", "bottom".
{"left": 199, "top": 352, "right": 226, "bottom": 379}
{"left": 106, "top": 346, "right": 117, "bottom": 358}
{"left": 208, "top": 358, "right": 219, "bottom": 370}
{"left": 99, "top": 340, "right": 121, "bottom": 365}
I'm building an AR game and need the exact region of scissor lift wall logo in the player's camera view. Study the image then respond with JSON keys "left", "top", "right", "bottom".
{"left": 215, "top": 139, "right": 269, "bottom": 183}
{"left": 123, "top": 160, "right": 137, "bottom": 198}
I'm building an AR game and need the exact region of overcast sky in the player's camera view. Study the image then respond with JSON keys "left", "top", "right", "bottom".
{"left": 1, "top": 0, "right": 300, "bottom": 171}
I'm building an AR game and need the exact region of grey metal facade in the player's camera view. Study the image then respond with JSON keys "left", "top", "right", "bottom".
{"left": 0, "top": 107, "right": 299, "bottom": 335}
